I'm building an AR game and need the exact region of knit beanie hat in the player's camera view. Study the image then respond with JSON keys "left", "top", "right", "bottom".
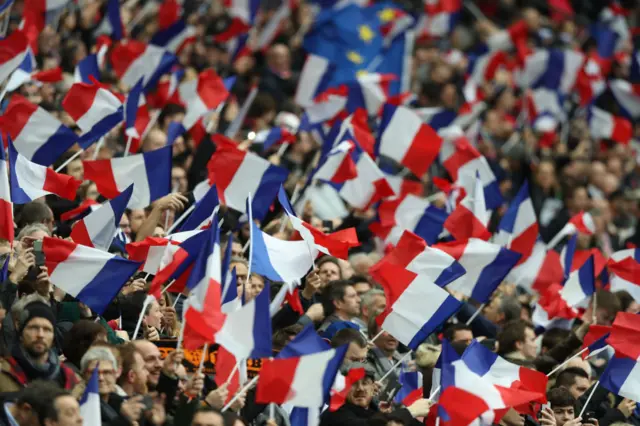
{"left": 19, "top": 301, "right": 56, "bottom": 336}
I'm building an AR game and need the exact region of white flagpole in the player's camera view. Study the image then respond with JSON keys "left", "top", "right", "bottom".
{"left": 55, "top": 149, "right": 84, "bottom": 173}
{"left": 166, "top": 204, "right": 195, "bottom": 235}
{"left": 93, "top": 137, "right": 105, "bottom": 160}
{"left": 466, "top": 303, "right": 486, "bottom": 325}
{"left": 246, "top": 193, "right": 254, "bottom": 278}
{"left": 225, "top": 86, "right": 259, "bottom": 138}
{"left": 221, "top": 375, "right": 259, "bottom": 412}
{"left": 546, "top": 347, "right": 589, "bottom": 377}
{"left": 132, "top": 295, "right": 155, "bottom": 340}
{"left": 197, "top": 343, "right": 209, "bottom": 375}
{"left": 124, "top": 136, "right": 133, "bottom": 157}
{"left": 578, "top": 382, "right": 599, "bottom": 419}
{"left": 376, "top": 352, "right": 412, "bottom": 384}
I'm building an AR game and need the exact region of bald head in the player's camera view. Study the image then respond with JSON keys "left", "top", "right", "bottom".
{"left": 142, "top": 129, "right": 167, "bottom": 152}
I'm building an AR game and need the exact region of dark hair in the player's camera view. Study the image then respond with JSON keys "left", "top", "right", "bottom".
{"left": 497, "top": 320, "right": 534, "bottom": 356}
{"left": 498, "top": 296, "right": 523, "bottom": 323}
{"left": 595, "top": 289, "right": 622, "bottom": 323}
{"left": 555, "top": 367, "right": 590, "bottom": 389}
{"left": 443, "top": 324, "right": 472, "bottom": 342}
{"left": 547, "top": 387, "right": 576, "bottom": 409}
{"left": 272, "top": 324, "right": 304, "bottom": 352}
{"left": 248, "top": 93, "right": 276, "bottom": 119}
{"left": 62, "top": 320, "right": 108, "bottom": 369}
{"left": 321, "top": 280, "right": 353, "bottom": 317}
{"left": 331, "top": 328, "right": 367, "bottom": 349}
{"left": 16, "top": 381, "right": 69, "bottom": 425}
{"left": 615, "top": 290, "right": 635, "bottom": 312}
{"left": 191, "top": 407, "right": 224, "bottom": 425}
{"left": 17, "top": 202, "right": 53, "bottom": 229}
{"left": 541, "top": 328, "right": 571, "bottom": 352}
{"left": 349, "top": 275, "right": 371, "bottom": 286}
{"left": 368, "top": 412, "right": 409, "bottom": 426}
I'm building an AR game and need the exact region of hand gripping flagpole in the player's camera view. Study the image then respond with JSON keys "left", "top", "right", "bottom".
{"left": 221, "top": 375, "right": 259, "bottom": 412}
{"left": 376, "top": 351, "right": 412, "bottom": 385}
{"left": 578, "top": 382, "right": 599, "bottom": 419}
{"left": 465, "top": 303, "right": 486, "bottom": 325}
{"left": 55, "top": 149, "right": 84, "bottom": 173}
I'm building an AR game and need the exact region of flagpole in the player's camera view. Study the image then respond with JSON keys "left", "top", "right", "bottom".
{"left": 132, "top": 295, "right": 155, "bottom": 340}
{"left": 124, "top": 136, "right": 133, "bottom": 157}
{"left": 546, "top": 347, "right": 589, "bottom": 377}
{"left": 55, "top": 149, "right": 83, "bottom": 173}
{"left": 246, "top": 193, "right": 254, "bottom": 279}
{"left": 465, "top": 303, "right": 486, "bottom": 325}
{"left": 221, "top": 375, "right": 259, "bottom": 412}
{"left": 225, "top": 362, "right": 240, "bottom": 386}
{"left": 166, "top": 204, "right": 195, "bottom": 234}
{"left": 428, "top": 386, "right": 441, "bottom": 400}
{"left": 578, "top": 382, "right": 599, "bottom": 419}
{"left": 376, "top": 352, "right": 412, "bottom": 384}
{"left": 269, "top": 403, "right": 275, "bottom": 421}
{"left": 225, "top": 86, "right": 259, "bottom": 139}
{"left": 369, "top": 330, "right": 384, "bottom": 345}
{"left": 197, "top": 343, "right": 209, "bottom": 376}
{"left": 592, "top": 293, "right": 597, "bottom": 324}
{"left": 161, "top": 279, "right": 176, "bottom": 295}
{"left": 175, "top": 299, "right": 187, "bottom": 351}
{"left": 93, "top": 137, "right": 105, "bottom": 160}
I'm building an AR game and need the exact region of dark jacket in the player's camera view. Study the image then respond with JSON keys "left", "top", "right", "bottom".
{"left": 0, "top": 355, "right": 79, "bottom": 393}
{"left": 320, "top": 402, "right": 421, "bottom": 426}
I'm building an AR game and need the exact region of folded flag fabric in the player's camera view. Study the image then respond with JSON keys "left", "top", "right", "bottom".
{"left": 0, "top": 143, "right": 13, "bottom": 244}
{"left": 255, "top": 345, "right": 348, "bottom": 408}
{"left": 8, "top": 137, "right": 81, "bottom": 204}
{"left": 70, "top": 185, "right": 133, "bottom": 251}
{"left": 0, "top": 95, "right": 77, "bottom": 166}
{"left": 123, "top": 79, "right": 151, "bottom": 144}
{"left": 607, "top": 249, "right": 640, "bottom": 302}
{"left": 606, "top": 312, "right": 640, "bottom": 360}
{"left": 600, "top": 354, "right": 640, "bottom": 402}
{"left": 374, "top": 262, "right": 462, "bottom": 349}
{"left": 207, "top": 135, "right": 289, "bottom": 220}
{"left": 588, "top": 106, "right": 633, "bottom": 145}
{"left": 110, "top": 41, "right": 177, "bottom": 90}
{"left": 253, "top": 126, "right": 296, "bottom": 151}
{"left": 125, "top": 230, "right": 201, "bottom": 274}
{"left": 538, "top": 256, "right": 595, "bottom": 320}
{"left": 581, "top": 325, "right": 611, "bottom": 359}
{"left": 0, "top": 30, "right": 29, "bottom": 84}
{"left": 444, "top": 172, "right": 490, "bottom": 242}
{"left": 494, "top": 180, "right": 539, "bottom": 260}
{"left": 370, "top": 230, "right": 465, "bottom": 287}
{"left": 43, "top": 237, "right": 141, "bottom": 314}
{"left": 375, "top": 104, "right": 442, "bottom": 178}
{"left": 311, "top": 140, "right": 359, "bottom": 184}
{"left": 62, "top": 80, "right": 124, "bottom": 148}
{"left": 221, "top": 235, "right": 241, "bottom": 314}
{"left": 461, "top": 340, "right": 547, "bottom": 400}
{"left": 214, "top": 285, "right": 272, "bottom": 360}
{"left": 83, "top": 146, "right": 172, "bottom": 209}
{"left": 73, "top": 45, "right": 107, "bottom": 84}
{"left": 278, "top": 186, "right": 359, "bottom": 260}
{"left": 547, "top": 211, "right": 596, "bottom": 249}
{"left": 370, "top": 194, "right": 448, "bottom": 246}
{"left": 394, "top": 369, "right": 423, "bottom": 407}
{"left": 434, "top": 239, "right": 521, "bottom": 304}
{"left": 178, "top": 69, "right": 230, "bottom": 130}
{"left": 179, "top": 183, "right": 219, "bottom": 232}
{"left": 79, "top": 367, "right": 101, "bottom": 425}
{"left": 250, "top": 220, "right": 317, "bottom": 283}
{"left": 182, "top": 217, "right": 226, "bottom": 348}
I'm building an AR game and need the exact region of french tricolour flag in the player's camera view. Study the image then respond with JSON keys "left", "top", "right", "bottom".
{"left": 370, "top": 194, "right": 448, "bottom": 246}
{"left": 600, "top": 353, "right": 640, "bottom": 402}
{"left": 73, "top": 45, "right": 107, "bottom": 84}
{"left": 324, "top": 137, "right": 395, "bottom": 210}
{"left": 124, "top": 79, "right": 151, "bottom": 144}
{"left": 417, "top": 0, "right": 461, "bottom": 38}
{"left": 179, "top": 184, "right": 219, "bottom": 232}
{"left": 588, "top": 106, "right": 632, "bottom": 145}
{"left": 43, "top": 237, "right": 141, "bottom": 314}
{"left": 207, "top": 135, "right": 289, "bottom": 220}
{"left": 539, "top": 256, "right": 595, "bottom": 320}
{"left": 70, "top": 185, "right": 133, "bottom": 251}
{"left": 444, "top": 172, "right": 490, "bottom": 242}
{"left": 370, "top": 230, "right": 466, "bottom": 287}
{"left": 518, "top": 49, "right": 584, "bottom": 95}
{"left": 439, "top": 128, "right": 503, "bottom": 209}
{"left": 609, "top": 79, "right": 640, "bottom": 120}
{"left": 93, "top": 0, "right": 124, "bottom": 41}
{"left": 182, "top": 217, "right": 226, "bottom": 348}
{"left": 607, "top": 249, "right": 640, "bottom": 302}
{"left": 110, "top": 41, "right": 177, "bottom": 90}
{"left": 178, "top": 69, "right": 230, "bottom": 130}
{"left": 80, "top": 367, "right": 101, "bottom": 425}
{"left": 311, "top": 140, "right": 358, "bottom": 184}
{"left": 253, "top": 127, "right": 296, "bottom": 151}
{"left": 434, "top": 238, "right": 521, "bottom": 303}
{"left": 83, "top": 146, "right": 171, "bottom": 209}
{"left": 255, "top": 345, "right": 348, "bottom": 409}
{"left": 376, "top": 104, "right": 442, "bottom": 178}
{"left": 278, "top": 186, "right": 359, "bottom": 260}
{"left": 0, "top": 143, "right": 13, "bottom": 244}
{"left": 150, "top": 20, "right": 196, "bottom": 54}
{"left": 468, "top": 50, "right": 509, "bottom": 85}
{"left": 5, "top": 49, "right": 62, "bottom": 93}
{"left": 8, "top": 138, "right": 81, "bottom": 204}
{"left": 215, "top": 285, "right": 272, "bottom": 360}
{"left": 251, "top": 220, "right": 317, "bottom": 284}
{"left": 547, "top": 211, "right": 596, "bottom": 249}
{"left": 62, "top": 80, "right": 124, "bottom": 148}
{"left": 0, "top": 30, "right": 29, "bottom": 84}
{"left": 461, "top": 340, "right": 548, "bottom": 398}
{"left": 374, "top": 262, "right": 462, "bottom": 350}
{"left": 0, "top": 95, "right": 77, "bottom": 166}
{"left": 395, "top": 369, "right": 423, "bottom": 407}
{"left": 494, "top": 180, "right": 539, "bottom": 261}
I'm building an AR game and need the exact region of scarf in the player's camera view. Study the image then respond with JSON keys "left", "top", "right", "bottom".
{"left": 11, "top": 343, "right": 62, "bottom": 384}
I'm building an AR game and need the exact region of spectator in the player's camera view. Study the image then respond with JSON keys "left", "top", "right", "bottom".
{"left": 117, "top": 343, "right": 148, "bottom": 397}
{"left": 442, "top": 324, "right": 474, "bottom": 346}
{"left": 331, "top": 327, "right": 368, "bottom": 366}
{"left": 496, "top": 320, "right": 537, "bottom": 363}
{"left": 191, "top": 407, "right": 224, "bottom": 426}
{"left": 366, "top": 317, "right": 404, "bottom": 397}
{"left": 555, "top": 367, "right": 591, "bottom": 399}
{"left": 316, "top": 257, "right": 343, "bottom": 288}
{"left": 0, "top": 301, "right": 78, "bottom": 392}
{"left": 318, "top": 281, "right": 361, "bottom": 332}
{"left": 352, "top": 288, "right": 386, "bottom": 332}
{"left": 16, "top": 203, "right": 54, "bottom": 233}
{"left": 62, "top": 320, "right": 108, "bottom": 373}
{"left": 0, "top": 380, "right": 80, "bottom": 426}
{"left": 349, "top": 275, "right": 372, "bottom": 296}
{"left": 548, "top": 387, "right": 578, "bottom": 426}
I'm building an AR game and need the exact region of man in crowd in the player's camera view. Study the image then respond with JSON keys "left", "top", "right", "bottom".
{"left": 318, "top": 281, "right": 361, "bottom": 333}
{"left": 0, "top": 301, "right": 78, "bottom": 392}
{"left": 555, "top": 367, "right": 591, "bottom": 399}
{"left": 496, "top": 319, "right": 537, "bottom": 364}
{"left": 353, "top": 289, "right": 386, "bottom": 333}
{"left": 0, "top": 380, "right": 82, "bottom": 426}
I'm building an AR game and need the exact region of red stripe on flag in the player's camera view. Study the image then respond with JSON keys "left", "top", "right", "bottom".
{"left": 42, "top": 236, "right": 77, "bottom": 275}
{"left": 0, "top": 30, "right": 28, "bottom": 68}
{"left": 214, "top": 345, "right": 241, "bottom": 403}
{"left": 255, "top": 357, "right": 300, "bottom": 405}
{"left": 43, "top": 168, "right": 81, "bottom": 201}
{"left": 83, "top": 159, "right": 121, "bottom": 199}
{"left": 33, "top": 67, "right": 63, "bottom": 83}
{"left": 110, "top": 41, "right": 147, "bottom": 80}
{"left": 70, "top": 220, "right": 94, "bottom": 248}
{"left": 207, "top": 135, "right": 248, "bottom": 204}
{"left": 0, "top": 96, "right": 37, "bottom": 142}
{"left": 0, "top": 199, "right": 13, "bottom": 244}
{"left": 400, "top": 124, "right": 442, "bottom": 178}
